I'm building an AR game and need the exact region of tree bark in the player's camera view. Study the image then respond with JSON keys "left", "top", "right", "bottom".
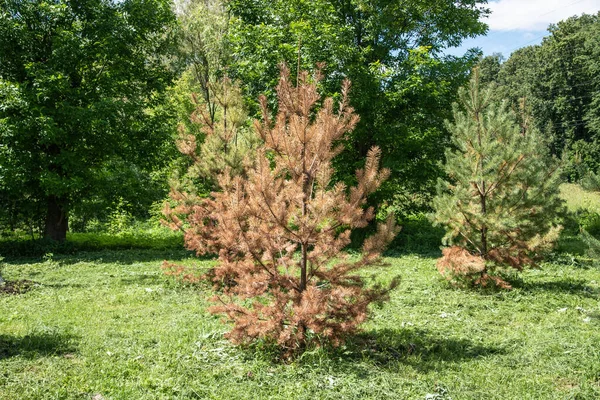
{"left": 474, "top": 91, "right": 488, "bottom": 257}
{"left": 44, "top": 196, "right": 68, "bottom": 242}
{"left": 480, "top": 189, "right": 487, "bottom": 255}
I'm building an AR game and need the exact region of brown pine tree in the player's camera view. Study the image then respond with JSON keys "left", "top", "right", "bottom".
{"left": 164, "top": 65, "right": 398, "bottom": 353}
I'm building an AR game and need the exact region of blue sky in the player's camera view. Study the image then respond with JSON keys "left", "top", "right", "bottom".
{"left": 446, "top": 0, "right": 600, "bottom": 58}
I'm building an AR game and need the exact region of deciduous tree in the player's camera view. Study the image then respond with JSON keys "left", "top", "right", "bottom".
{"left": 0, "top": 0, "right": 178, "bottom": 240}
{"left": 487, "top": 13, "right": 600, "bottom": 181}
{"left": 225, "top": 0, "right": 489, "bottom": 213}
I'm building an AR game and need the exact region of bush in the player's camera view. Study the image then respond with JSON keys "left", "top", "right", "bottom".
{"left": 581, "top": 229, "right": 600, "bottom": 263}
{"left": 578, "top": 211, "right": 600, "bottom": 237}
{"left": 0, "top": 229, "right": 184, "bottom": 258}
{"left": 391, "top": 214, "right": 444, "bottom": 254}
{"left": 581, "top": 171, "right": 600, "bottom": 192}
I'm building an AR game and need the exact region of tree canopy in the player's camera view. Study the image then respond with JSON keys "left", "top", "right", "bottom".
{"left": 479, "top": 12, "right": 600, "bottom": 181}
{"left": 165, "top": 66, "right": 398, "bottom": 352}
{"left": 432, "top": 69, "right": 563, "bottom": 288}
{"left": 0, "top": 0, "right": 179, "bottom": 240}
{"left": 223, "top": 0, "right": 490, "bottom": 213}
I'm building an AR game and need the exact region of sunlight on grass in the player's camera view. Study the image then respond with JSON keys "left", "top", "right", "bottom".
{"left": 1, "top": 250, "right": 599, "bottom": 399}
{"left": 560, "top": 183, "right": 600, "bottom": 214}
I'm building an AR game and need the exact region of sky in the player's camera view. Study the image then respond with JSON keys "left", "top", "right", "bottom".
{"left": 446, "top": 0, "right": 600, "bottom": 58}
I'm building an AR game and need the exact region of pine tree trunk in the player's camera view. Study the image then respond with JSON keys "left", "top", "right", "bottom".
{"left": 299, "top": 127, "right": 309, "bottom": 293}
{"left": 300, "top": 243, "right": 307, "bottom": 291}
{"left": 44, "top": 195, "right": 68, "bottom": 242}
{"left": 475, "top": 96, "right": 489, "bottom": 260}
{"left": 300, "top": 172, "right": 309, "bottom": 292}
{"left": 480, "top": 189, "right": 487, "bottom": 255}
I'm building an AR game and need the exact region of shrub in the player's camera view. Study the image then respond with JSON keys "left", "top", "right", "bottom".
{"left": 578, "top": 211, "right": 600, "bottom": 237}
{"left": 581, "top": 171, "right": 600, "bottom": 193}
{"left": 581, "top": 229, "right": 600, "bottom": 263}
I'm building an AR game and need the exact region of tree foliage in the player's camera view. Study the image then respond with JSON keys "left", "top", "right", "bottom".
{"left": 481, "top": 13, "right": 600, "bottom": 182}
{"left": 176, "top": 0, "right": 231, "bottom": 124}
{"left": 0, "top": 0, "right": 178, "bottom": 240}
{"left": 225, "top": 0, "right": 489, "bottom": 213}
{"left": 432, "top": 69, "right": 563, "bottom": 288}
{"left": 173, "top": 75, "right": 259, "bottom": 196}
{"left": 167, "top": 0, "right": 251, "bottom": 198}
{"left": 164, "top": 66, "right": 398, "bottom": 353}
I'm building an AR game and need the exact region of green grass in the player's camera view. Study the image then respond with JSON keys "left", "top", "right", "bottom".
{"left": 560, "top": 183, "right": 600, "bottom": 214}
{"left": 0, "top": 229, "right": 184, "bottom": 258}
{"left": 1, "top": 249, "right": 599, "bottom": 399}
{"left": 554, "top": 183, "right": 600, "bottom": 255}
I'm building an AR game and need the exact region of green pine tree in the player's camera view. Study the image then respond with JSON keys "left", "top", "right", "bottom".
{"left": 172, "top": 75, "right": 259, "bottom": 197}
{"left": 432, "top": 69, "right": 564, "bottom": 288}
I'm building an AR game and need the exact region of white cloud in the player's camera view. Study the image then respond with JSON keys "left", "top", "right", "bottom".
{"left": 485, "top": 0, "right": 600, "bottom": 31}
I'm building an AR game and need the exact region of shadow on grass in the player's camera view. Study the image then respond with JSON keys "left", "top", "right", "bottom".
{"left": 0, "top": 332, "right": 78, "bottom": 360}
{"left": 589, "top": 311, "right": 600, "bottom": 321}
{"left": 21, "top": 274, "right": 174, "bottom": 290}
{"left": 42, "top": 282, "right": 89, "bottom": 289}
{"left": 513, "top": 278, "right": 599, "bottom": 299}
{"left": 337, "top": 328, "right": 504, "bottom": 373}
{"left": 4, "top": 248, "right": 204, "bottom": 266}
{"left": 119, "top": 273, "right": 165, "bottom": 285}
{"left": 244, "top": 328, "right": 505, "bottom": 374}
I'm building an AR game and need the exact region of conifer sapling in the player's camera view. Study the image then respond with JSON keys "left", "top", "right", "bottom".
{"left": 174, "top": 75, "right": 258, "bottom": 195}
{"left": 432, "top": 69, "right": 563, "bottom": 288}
{"left": 164, "top": 65, "right": 399, "bottom": 352}
{"left": 164, "top": 75, "right": 258, "bottom": 283}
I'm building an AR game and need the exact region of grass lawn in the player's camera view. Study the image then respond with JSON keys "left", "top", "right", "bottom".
{"left": 560, "top": 183, "right": 600, "bottom": 214}
{"left": 1, "top": 248, "right": 599, "bottom": 399}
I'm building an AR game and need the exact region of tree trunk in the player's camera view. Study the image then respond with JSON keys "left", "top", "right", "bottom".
{"left": 474, "top": 88, "right": 488, "bottom": 258}
{"left": 300, "top": 243, "right": 307, "bottom": 292}
{"left": 480, "top": 189, "right": 487, "bottom": 256}
{"left": 44, "top": 196, "right": 68, "bottom": 242}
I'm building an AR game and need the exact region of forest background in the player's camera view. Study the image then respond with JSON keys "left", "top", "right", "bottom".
{"left": 0, "top": 0, "right": 599, "bottom": 251}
